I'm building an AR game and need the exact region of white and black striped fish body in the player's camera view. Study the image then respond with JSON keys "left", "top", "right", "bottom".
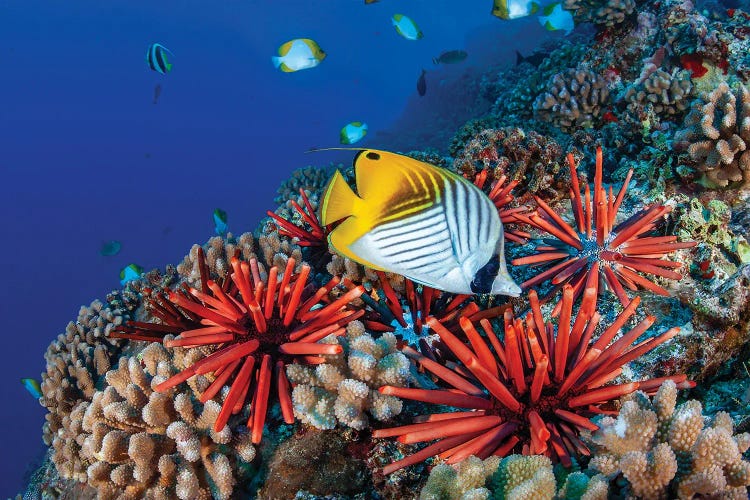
{"left": 350, "top": 172, "right": 519, "bottom": 296}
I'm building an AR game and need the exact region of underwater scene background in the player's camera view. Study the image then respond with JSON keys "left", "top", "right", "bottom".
{"left": 2, "top": 0, "right": 750, "bottom": 498}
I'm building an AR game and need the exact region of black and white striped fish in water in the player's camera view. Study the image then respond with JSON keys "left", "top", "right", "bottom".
{"left": 320, "top": 149, "right": 521, "bottom": 296}
{"left": 146, "top": 43, "right": 173, "bottom": 74}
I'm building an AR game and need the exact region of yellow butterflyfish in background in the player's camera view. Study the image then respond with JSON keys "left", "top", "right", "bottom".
{"left": 320, "top": 150, "right": 521, "bottom": 296}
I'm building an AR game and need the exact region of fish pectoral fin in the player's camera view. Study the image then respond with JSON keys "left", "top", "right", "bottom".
{"left": 328, "top": 217, "right": 385, "bottom": 271}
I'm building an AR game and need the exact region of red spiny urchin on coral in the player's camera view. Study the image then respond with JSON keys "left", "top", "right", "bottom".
{"left": 375, "top": 287, "right": 693, "bottom": 474}
{"left": 116, "top": 252, "right": 366, "bottom": 444}
{"left": 511, "top": 147, "right": 696, "bottom": 311}
{"left": 266, "top": 188, "right": 329, "bottom": 248}
{"left": 469, "top": 169, "right": 531, "bottom": 243}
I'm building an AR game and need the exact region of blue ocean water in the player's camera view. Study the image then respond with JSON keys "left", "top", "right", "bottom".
{"left": 0, "top": 0, "right": 556, "bottom": 495}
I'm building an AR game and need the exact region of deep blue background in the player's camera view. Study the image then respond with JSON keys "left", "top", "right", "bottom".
{"left": 0, "top": 0, "right": 553, "bottom": 494}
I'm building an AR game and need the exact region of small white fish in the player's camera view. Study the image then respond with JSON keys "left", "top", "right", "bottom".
{"left": 492, "top": 0, "right": 540, "bottom": 20}
{"left": 392, "top": 14, "right": 423, "bottom": 41}
{"left": 272, "top": 39, "right": 326, "bottom": 73}
{"left": 340, "top": 122, "right": 368, "bottom": 144}
{"left": 538, "top": 2, "right": 575, "bottom": 34}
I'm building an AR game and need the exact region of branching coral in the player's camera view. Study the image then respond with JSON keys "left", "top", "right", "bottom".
{"left": 533, "top": 66, "right": 610, "bottom": 133}
{"left": 563, "top": 0, "right": 635, "bottom": 27}
{"left": 273, "top": 165, "right": 332, "bottom": 206}
{"left": 675, "top": 82, "right": 750, "bottom": 188}
{"left": 78, "top": 343, "right": 256, "bottom": 499}
{"left": 375, "top": 290, "right": 690, "bottom": 474}
{"left": 587, "top": 380, "right": 750, "bottom": 499}
{"left": 177, "top": 233, "right": 260, "bottom": 286}
{"left": 286, "top": 320, "right": 409, "bottom": 430}
{"left": 512, "top": 147, "right": 695, "bottom": 311}
{"left": 41, "top": 297, "right": 136, "bottom": 482}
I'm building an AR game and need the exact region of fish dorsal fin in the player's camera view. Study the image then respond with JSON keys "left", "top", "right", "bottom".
{"left": 353, "top": 149, "right": 430, "bottom": 202}
{"left": 543, "top": 2, "right": 557, "bottom": 15}
{"left": 321, "top": 170, "right": 363, "bottom": 225}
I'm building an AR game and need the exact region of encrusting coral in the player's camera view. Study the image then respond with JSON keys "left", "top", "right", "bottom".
{"left": 533, "top": 65, "right": 610, "bottom": 133}
{"left": 77, "top": 343, "right": 256, "bottom": 499}
{"left": 587, "top": 380, "right": 750, "bottom": 499}
{"left": 675, "top": 82, "right": 750, "bottom": 188}
{"left": 374, "top": 286, "right": 691, "bottom": 474}
{"left": 287, "top": 320, "right": 409, "bottom": 430}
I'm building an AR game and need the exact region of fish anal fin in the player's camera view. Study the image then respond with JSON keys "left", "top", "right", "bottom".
{"left": 329, "top": 217, "right": 385, "bottom": 271}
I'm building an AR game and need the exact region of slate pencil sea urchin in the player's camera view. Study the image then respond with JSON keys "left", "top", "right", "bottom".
{"left": 375, "top": 288, "right": 693, "bottom": 474}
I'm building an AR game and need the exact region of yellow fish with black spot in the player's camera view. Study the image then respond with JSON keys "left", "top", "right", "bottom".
{"left": 272, "top": 39, "right": 326, "bottom": 73}
{"left": 320, "top": 150, "right": 521, "bottom": 296}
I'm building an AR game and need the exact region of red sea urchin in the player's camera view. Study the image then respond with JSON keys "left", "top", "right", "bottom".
{"left": 512, "top": 147, "right": 696, "bottom": 309}
{"left": 266, "top": 188, "right": 329, "bottom": 248}
{"left": 115, "top": 252, "right": 366, "bottom": 444}
{"left": 375, "top": 287, "right": 692, "bottom": 474}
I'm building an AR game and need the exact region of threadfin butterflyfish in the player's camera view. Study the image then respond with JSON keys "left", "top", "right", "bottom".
{"left": 492, "top": 0, "right": 540, "bottom": 20}
{"left": 21, "top": 378, "right": 42, "bottom": 399}
{"left": 272, "top": 39, "right": 326, "bottom": 73}
{"left": 146, "top": 43, "right": 173, "bottom": 74}
{"left": 213, "top": 208, "right": 228, "bottom": 235}
{"left": 392, "top": 14, "right": 423, "bottom": 41}
{"left": 340, "top": 122, "right": 368, "bottom": 144}
{"left": 120, "top": 264, "right": 144, "bottom": 285}
{"left": 319, "top": 150, "right": 521, "bottom": 296}
{"left": 538, "top": 3, "right": 575, "bottom": 34}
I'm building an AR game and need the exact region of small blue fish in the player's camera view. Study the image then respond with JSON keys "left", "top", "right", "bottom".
{"left": 100, "top": 240, "right": 122, "bottom": 257}
{"left": 214, "top": 208, "right": 229, "bottom": 235}
{"left": 392, "top": 14, "right": 423, "bottom": 41}
{"left": 120, "top": 264, "right": 144, "bottom": 285}
{"left": 538, "top": 2, "right": 575, "bottom": 34}
{"left": 146, "top": 43, "right": 173, "bottom": 74}
{"left": 340, "top": 122, "right": 368, "bottom": 145}
{"left": 21, "top": 378, "right": 42, "bottom": 399}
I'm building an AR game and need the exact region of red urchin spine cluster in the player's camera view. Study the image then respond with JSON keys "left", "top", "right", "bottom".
{"left": 375, "top": 286, "right": 692, "bottom": 474}
{"left": 512, "top": 147, "right": 696, "bottom": 311}
{"left": 266, "top": 188, "right": 329, "bottom": 248}
{"left": 114, "top": 250, "right": 365, "bottom": 444}
{"left": 469, "top": 169, "right": 531, "bottom": 243}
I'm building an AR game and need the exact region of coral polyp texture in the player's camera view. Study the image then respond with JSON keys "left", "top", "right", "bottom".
{"left": 563, "top": 0, "right": 635, "bottom": 27}
{"left": 512, "top": 147, "right": 696, "bottom": 309}
{"left": 374, "top": 288, "right": 690, "bottom": 474}
{"left": 116, "top": 252, "right": 367, "bottom": 444}
{"left": 675, "top": 82, "right": 750, "bottom": 188}
{"left": 286, "top": 320, "right": 409, "bottom": 430}
{"left": 533, "top": 66, "right": 610, "bottom": 133}
{"left": 266, "top": 187, "right": 328, "bottom": 249}
{"left": 587, "top": 380, "right": 750, "bottom": 499}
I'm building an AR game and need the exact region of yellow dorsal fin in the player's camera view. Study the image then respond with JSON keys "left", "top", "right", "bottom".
{"left": 354, "top": 149, "right": 423, "bottom": 201}
{"left": 320, "top": 170, "right": 364, "bottom": 225}
{"left": 278, "top": 40, "right": 295, "bottom": 57}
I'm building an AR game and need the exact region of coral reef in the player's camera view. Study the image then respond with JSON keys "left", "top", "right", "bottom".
{"left": 563, "top": 0, "right": 636, "bottom": 28}
{"left": 287, "top": 320, "right": 409, "bottom": 430}
{"left": 451, "top": 128, "right": 567, "bottom": 206}
{"left": 533, "top": 65, "right": 611, "bottom": 133}
{"left": 375, "top": 288, "right": 690, "bottom": 474}
{"left": 77, "top": 343, "right": 256, "bottom": 499}
{"left": 587, "top": 380, "right": 750, "bottom": 499}
{"left": 675, "top": 82, "right": 750, "bottom": 188}
{"left": 624, "top": 67, "right": 693, "bottom": 118}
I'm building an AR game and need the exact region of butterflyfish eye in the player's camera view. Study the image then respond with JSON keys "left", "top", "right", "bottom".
{"left": 366, "top": 152, "right": 380, "bottom": 160}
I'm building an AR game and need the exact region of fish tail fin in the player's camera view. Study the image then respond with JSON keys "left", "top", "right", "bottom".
{"left": 271, "top": 56, "right": 282, "bottom": 68}
{"left": 321, "top": 170, "right": 362, "bottom": 225}
{"left": 515, "top": 50, "right": 524, "bottom": 65}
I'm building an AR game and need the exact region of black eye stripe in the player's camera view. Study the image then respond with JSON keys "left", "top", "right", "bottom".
{"left": 366, "top": 152, "right": 380, "bottom": 160}
{"left": 471, "top": 255, "right": 499, "bottom": 294}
